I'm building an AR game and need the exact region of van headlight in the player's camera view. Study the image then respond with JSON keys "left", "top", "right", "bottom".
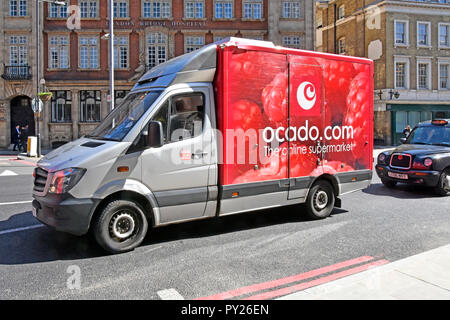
{"left": 49, "top": 168, "right": 86, "bottom": 194}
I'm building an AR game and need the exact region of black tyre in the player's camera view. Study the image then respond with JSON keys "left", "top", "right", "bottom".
{"left": 381, "top": 178, "right": 397, "bottom": 188}
{"left": 305, "top": 180, "right": 335, "bottom": 220}
{"left": 93, "top": 199, "right": 149, "bottom": 254}
{"left": 435, "top": 170, "right": 450, "bottom": 196}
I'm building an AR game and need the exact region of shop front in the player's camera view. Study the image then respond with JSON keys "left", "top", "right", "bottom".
{"left": 388, "top": 104, "right": 450, "bottom": 145}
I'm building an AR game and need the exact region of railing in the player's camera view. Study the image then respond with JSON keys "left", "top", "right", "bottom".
{"left": 1, "top": 65, "right": 32, "bottom": 81}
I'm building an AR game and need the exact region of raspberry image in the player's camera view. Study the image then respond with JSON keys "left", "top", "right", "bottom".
{"left": 230, "top": 51, "right": 286, "bottom": 104}
{"left": 261, "top": 71, "right": 288, "bottom": 126}
{"left": 226, "top": 100, "right": 268, "bottom": 184}
{"left": 344, "top": 72, "right": 371, "bottom": 168}
{"left": 262, "top": 57, "right": 320, "bottom": 126}
{"left": 323, "top": 60, "right": 357, "bottom": 125}
{"left": 259, "top": 141, "right": 289, "bottom": 178}
{"left": 231, "top": 100, "right": 264, "bottom": 132}
{"left": 289, "top": 142, "right": 319, "bottom": 177}
{"left": 353, "top": 63, "right": 370, "bottom": 74}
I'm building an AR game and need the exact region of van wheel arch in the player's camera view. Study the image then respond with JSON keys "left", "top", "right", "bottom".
{"left": 307, "top": 174, "right": 340, "bottom": 198}
{"left": 89, "top": 190, "right": 155, "bottom": 232}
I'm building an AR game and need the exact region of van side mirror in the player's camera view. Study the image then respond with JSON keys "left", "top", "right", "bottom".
{"left": 400, "top": 137, "right": 407, "bottom": 144}
{"left": 145, "top": 121, "right": 163, "bottom": 148}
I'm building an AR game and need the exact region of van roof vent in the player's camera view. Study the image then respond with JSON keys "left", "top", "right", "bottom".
{"left": 81, "top": 141, "right": 105, "bottom": 148}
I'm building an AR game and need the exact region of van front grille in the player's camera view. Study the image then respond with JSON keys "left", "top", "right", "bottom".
{"left": 34, "top": 167, "right": 48, "bottom": 193}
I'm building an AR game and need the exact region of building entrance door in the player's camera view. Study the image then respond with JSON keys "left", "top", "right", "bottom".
{"left": 10, "top": 96, "right": 34, "bottom": 144}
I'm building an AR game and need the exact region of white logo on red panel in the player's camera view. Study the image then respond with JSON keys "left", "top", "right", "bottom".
{"left": 297, "top": 82, "right": 316, "bottom": 111}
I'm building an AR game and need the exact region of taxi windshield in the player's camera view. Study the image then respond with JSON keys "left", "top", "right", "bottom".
{"left": 407, "top": 125, "right": 450, "bottom": 146}
{"left": 87, "top": 91, "right": 161, "bottom": 141}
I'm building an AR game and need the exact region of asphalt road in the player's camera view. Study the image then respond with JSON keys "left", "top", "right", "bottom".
{"left": 0, "top": 154, "right": 449, "bottom": 300}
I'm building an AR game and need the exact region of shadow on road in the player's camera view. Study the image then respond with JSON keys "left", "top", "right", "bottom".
{"left": 0, "top": 211, "right": 105, "bottom": 265}
{"left": 0, "top": 205, "right": 348, "bottom": 265}
{"left": 363, "top": 183, "right": 440, "bottom": 199}
{"left": 145, "top": 205, "right": 348, "bottom": 247}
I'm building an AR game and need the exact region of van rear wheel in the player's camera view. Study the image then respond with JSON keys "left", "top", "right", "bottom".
{"left": 93, "top": 199, "right": 148, "bottom": 254}
{"left": 305, "top": 180, "right": 335, "bottom": 220}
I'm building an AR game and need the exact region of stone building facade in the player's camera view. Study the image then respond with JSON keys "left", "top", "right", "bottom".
{"left": 0, "top": 0, "right": 315, "bottom": 149}
{"left": 0, "top": 0, "right": 40, "bottom": 148}
{"left": 316, "top": 0, "right": 450, "bottom": 145}
{"left": 268, "top": 0, "right": 315, "bottom": 50}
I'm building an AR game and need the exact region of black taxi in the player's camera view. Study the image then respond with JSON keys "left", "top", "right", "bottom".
{"left": 376, "top": 119, "right": 450, "bottom": 196}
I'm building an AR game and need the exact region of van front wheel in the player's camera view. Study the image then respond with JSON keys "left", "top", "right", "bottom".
{"left": 305, "top": 180, "right": 335, "bottom": 220}
{"left": 93, "top": 199, "right": 148, "bottom": 254}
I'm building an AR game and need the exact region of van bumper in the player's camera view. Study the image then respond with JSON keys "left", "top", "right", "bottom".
{"left": 32, "top": 194, "right": 99, "bottom": 236}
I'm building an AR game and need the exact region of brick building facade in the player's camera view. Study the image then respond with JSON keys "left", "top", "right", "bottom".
{"left": 1, "top": 0, "right": 315, "bottom": 149}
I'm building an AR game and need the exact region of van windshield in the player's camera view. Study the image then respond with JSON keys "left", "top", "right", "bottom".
{"left": 87, "top": 90, "right": 162, "bottom": 141}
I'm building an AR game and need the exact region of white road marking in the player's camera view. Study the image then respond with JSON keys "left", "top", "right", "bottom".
{"left": 0, "top": 170, "right": 18, "bottom": 176}
{"left": 0, "top": 200, "right": 32, "bottom": 206}
{"left": 157, "top": 288, "right": 185, "bottom": 300}
{"left": 0, "top": 224, "right": 45, "bottom": 235}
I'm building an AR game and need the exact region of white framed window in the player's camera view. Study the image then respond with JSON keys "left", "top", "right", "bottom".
{"left": 9, "top": 0, "right": 27, "bottom": 16}
{"left": 338, "top": 37, "right": 346, "bottom": 54}
{"left": 49, "top": 2, "right": 68, "bottom": 18}
{"left": 394, "top": 56, "right": 410, "bottom": 89}
{"left": 417, "top": 58, "right": 432, "bottom": 90}
{"left": 214, "top": 0, "right": 233, "bottom": 19}
{"left": 49, "top": 36, "right": 69, "bottom": 69}
{"left": 79, "top": 36, "right": 99, "bottom": 69}
{"left": 147, "top": 32, "right": 167, "bottom": 69}
{"left": 439, "top": 23, "right": 450, "bottom": 48}
{"left": 394, "top": 20, "right": 409, "bottom": 46}
{"left": 243, "top": 0, "right": 262, "bottom": 19}
{"left": 283, "top": 35, "right": 301, "bottom": 48}
{"left": 79, "top": 0, "right": 99, "bottom": 18}
{"left": 338, "top": 5, "right": 345, "bottom": 20}
{"left": 282, "top": 2, "right": 300, "bottom": 19}
{"left": 439, "top": 64, "right": 449, "bottom": 90}
{"left": 113, "top": 0, "right": 129, "bottom": 18}
{"left": 184, "top": 0, "right": 204, "bottom": 19}
{"left": 417, "top": 21, "right": 431, "bottom": 47}
{"left": 114, "top": 35, "right": 129, "bottom": 69}
{"left": 142, "top": 1, "right": 171, "bottom": 18}
{"left": 438, "top": 58, "right": 450, "bottom": 90}
{"left": 185, "top": 35, "right": 204, "bottom": 53}
{"left": 395, "top": 63, "right": 406, "bottom": 89}
{"left": 8, "top": 36, "right": 28, "bottom": 66}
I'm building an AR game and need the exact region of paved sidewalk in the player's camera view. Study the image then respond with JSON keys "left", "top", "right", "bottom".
{"left": 0, "top": 150, "right": 49, "bottom": 163}
{"left": 278, "top": 244, "right": 450, "bottom": 300}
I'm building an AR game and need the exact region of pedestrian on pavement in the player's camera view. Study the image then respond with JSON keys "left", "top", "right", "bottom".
{"left": 12, "top": 124, "right": 21, "bottom": 151}
{"left": 403, "top": 125, "right": 411, "bottom": 138}
{"left": 19, "top": 124, "right": 29, "bottom": 152}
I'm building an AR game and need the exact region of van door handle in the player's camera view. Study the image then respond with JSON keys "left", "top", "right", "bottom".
{"left": 192, "top": 152, "right": 208, "bottom": 159}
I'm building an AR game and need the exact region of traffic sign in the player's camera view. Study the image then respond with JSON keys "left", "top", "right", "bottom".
{"left": 31, "top": 98, "right": 43, "bottom": 113}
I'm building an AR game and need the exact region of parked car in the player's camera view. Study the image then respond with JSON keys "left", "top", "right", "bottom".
{"left": 376, "top": 119, "right": 450, "bottom": 196}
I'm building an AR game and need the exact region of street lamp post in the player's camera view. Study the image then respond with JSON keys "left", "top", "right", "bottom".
{"left": 35, "top": 0, "right": 66, "bottom": 157}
